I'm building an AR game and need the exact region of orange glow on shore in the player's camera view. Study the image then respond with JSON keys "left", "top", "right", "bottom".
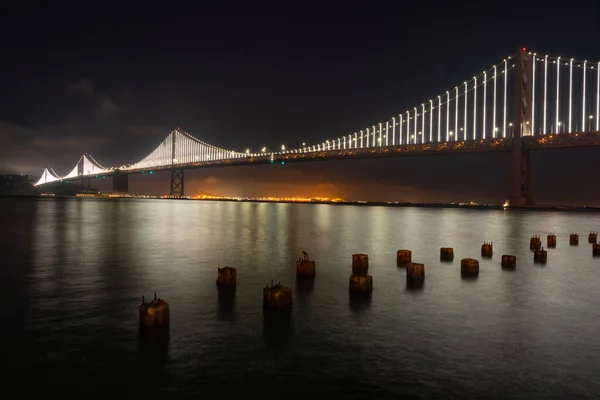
{"left": 190, "top": 193, "right": 345, "bottom": 203}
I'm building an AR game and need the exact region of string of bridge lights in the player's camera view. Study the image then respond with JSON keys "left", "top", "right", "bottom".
{"left": 35, "top": 49, "right": 600, "bottom": 185}
{"left": 265, "top": 49, "right": 600, "bottom": 155}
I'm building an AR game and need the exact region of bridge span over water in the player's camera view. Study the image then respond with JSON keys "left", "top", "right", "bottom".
{"left": 35, "top": 49, "right": 600, "bottom": 206}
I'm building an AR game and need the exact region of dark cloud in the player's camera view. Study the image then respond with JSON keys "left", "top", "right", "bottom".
{"left": 0, "top": 122, "right": 46, "bottom": 173}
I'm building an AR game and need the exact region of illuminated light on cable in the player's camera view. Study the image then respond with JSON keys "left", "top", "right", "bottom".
{"left": 414, "top": 107, "right": 418, "bottom": 144}
{"left": 473, "top": 77, "right": 477, "bottom": 140}
{"left": 569, "top": 58, "right": 573, "bottom": 133}
{"left": 421, "top": 104, "right": 426, "bottom": 143}
{"left": 455, "top": 87, "right": 459, "bottom": 141}
{"left": 531, "top": 54, "right": 536, "bottom": 135}
{"left": 398, "top": 114, "right": 408, "bottom": 144}
{"left": 366, "top": 128, "right": 370, "bottom": 147}
{"left": 543, "top": 55, "right": 548, "bottom": 135}
{"left": 437, "top": 95, "right": 441, "bottom": 142}
{"left": 582, "top": 60, "right": 587, "bottom": 131}
{"left": 378, "top": 123, "right": 383, "bottom": 146}
{"left": 429, "top": 100, "right": 433, "bottom": 142}
{"left": 392, "top": 117, "right": 396, "bottom": 145}
{"left": 372, "top": 125, "right": 376, "bottom": 146}
{"left": 385, "top": 121, "right": 389, "bottom": 146}
{"left": 597, "top": 62, "right": 600, "bottom": 131}
{"left": 556, "top": 57, "right": 561, "bottom": 133}
{"left": 446, "top": 91, "right": 450, "bottom": 141}
{"left": 360, "top": 129, "right": 364, "bottom": 148}
{"left": 405, "top": 112, "right": 410, "bottom": 145}
{"left": 503, "top": 59, "right": 507, "bottom": 138}
{"left": 483, "top": 72, "right": 487, "bottom": 139}
{"left": 464, "top": 82, "right": 468, "bottom": 141}
{"left": 493, "top": 66, "right": 497, "bottom": 138}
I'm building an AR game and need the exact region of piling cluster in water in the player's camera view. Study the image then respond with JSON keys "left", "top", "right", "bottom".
{"left": 139, "top": 230, "right": 600, "bottom": 328}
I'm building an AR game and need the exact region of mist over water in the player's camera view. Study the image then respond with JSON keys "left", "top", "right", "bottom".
{"left": 2, "top": 197, "right": 600, "bottom": 398}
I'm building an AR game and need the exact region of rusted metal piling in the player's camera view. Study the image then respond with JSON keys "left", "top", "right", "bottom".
{"left": 406, "top": 262, "right": 425, "bottom": 283}
{"left": 139, "top": 293, "right": 170, "bottom": 328}
{"left": 396, "top": 250, "right": 412, "bottom": 266}
{"left": 534, "top": 248, "right": 547, "bottom": 264}
{"left": 440, "top": 247, "right": 454, "bottom": 261}
{"left": 263, "top": 281, "right": 292, "bottom": 310}
{"left": 530, "top": 235, "right": 541, "bottom": 250}
{"left": 349, "top": 274, "right": 373, "bottom": 294}
{"left": 547, "top": 234, "right": 556, "bottom": 248}
{"left": 352, "top": 253, "right": 369, "bottom": 274}
{"left": 481, "top": 242, "right": 493, "bottom": 258}
{"left": 570, "top": 233, "right": 579, "bottom": 246}
{"left": 460, "top": 258, "right": 479, "bottom": 277}
{"left": 216, "top": 266, "right": 237, "bottom": 286}
{"left": 501, "top": 255, "right": 516, "bottom": 268}
{"left": 296, "top": 251, "right": 316, "bottom": 277}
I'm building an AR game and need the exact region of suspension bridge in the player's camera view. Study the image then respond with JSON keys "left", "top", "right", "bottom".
{"left": 34, "top": 48, "right": 600, "bottom": 206}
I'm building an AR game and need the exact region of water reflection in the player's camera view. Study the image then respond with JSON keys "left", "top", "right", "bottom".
{"left": 262, "top": 309, "right": 292, "bottom": 349}
{"left": 217, "top": 286, "right": 236, "bottom": 322}
{"left": 138, "top": 328, "right": 170, "bottom": 367}
{"left": 405, "top": 279, "right": 425, "bottom": 292}
{"left": 349, "top": 292, "right": 372, "bottom": 313}
{"left": 6, "top": 197, "right": 600, "bottom": 398}
{"left": 295, "top": 277, "right": 314, "bottom": 295}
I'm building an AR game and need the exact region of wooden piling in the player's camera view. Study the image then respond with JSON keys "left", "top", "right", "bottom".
{"left": 530, "top": 235, "right": 541, "bottom": 250}
{"left": 296, "top": 260, "right": 316, "bottom": 277}
{"left": 349, "top": 274, "right": 373, "bottom": 294}
{"left": 501, "top": 255, "right": 516, "bottom": 268}
{"left": 440, "top": 247, "right": 454, "bottom": 261}
{"left": 534, "top": 249, "right": 547, "bottom": 263}
{"left": 588, "top": 231, "right": 597, "bottom": 244}
{"left": 547, "top": 234, "right": 556, "bottom": 248}
{"left": 139, "top": 293, "right": 170, "bottom": 327}
{"left": 352, "top": 254, "right": 369, "bottom": 274}
{"left": 460, "top": 258, "right": 479, "bottom": 277}
{"left": 216, "top": 266, "right": 237, "bottom": 286}
{"left": 570, "top": 233, "right": 579, "bottom": 246}
{"left": 263, "top": 281, "right": 292, "bottom": 310}
{"left": 396, "top": 250, "right": 412, "bottom": 266}
{"left": 481, "top": 242, "right": 493, "bottom": 258}
{"left": 406, "top": 262, "right": 424, "bottom": 283}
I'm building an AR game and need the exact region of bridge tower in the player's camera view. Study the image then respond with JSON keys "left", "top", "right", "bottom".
{"left": 509, "top": 47, "right": 534, "bottom": 207}
{"left": 170, "top": 131, "right": 185, "bottom": 196}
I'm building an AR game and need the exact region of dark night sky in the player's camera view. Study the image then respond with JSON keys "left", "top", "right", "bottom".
{"left": 1, "top": 4, "right": 599, "bottom": 204}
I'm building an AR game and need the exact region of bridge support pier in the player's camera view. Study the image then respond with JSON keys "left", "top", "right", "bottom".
{"left": 508, "top": 47, "right": 535, "bottom": 207}
{"left": 113, "top": 170, "right": 129, "bottom": 194}
{"left": 81, "top": 177, "right": 91, "bottom": 191}
{"left": 170, "top": 168, "right": 184, "bottom": 197}
{"left": 509, "top": 138, "right": 533, "bottom": 206}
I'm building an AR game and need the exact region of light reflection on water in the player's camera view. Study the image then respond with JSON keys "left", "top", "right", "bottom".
{"left": 2, "top": 197, "right": 600, "bottom": 398}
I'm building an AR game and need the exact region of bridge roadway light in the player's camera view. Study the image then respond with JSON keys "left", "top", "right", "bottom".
{"left": 281, "top": 144, "right": 285, "bottom": 151}
{"left": 246, "top": 149, "right": 250, "bottom": 154}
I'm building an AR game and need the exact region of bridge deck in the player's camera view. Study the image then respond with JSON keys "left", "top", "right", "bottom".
{"left": 52, "top": 131, "right": 600, "bottom": 180}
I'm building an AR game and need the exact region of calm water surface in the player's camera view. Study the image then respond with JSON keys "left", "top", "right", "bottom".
{"left": 2, "top": 197, "right": 600, "bottom": 398}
